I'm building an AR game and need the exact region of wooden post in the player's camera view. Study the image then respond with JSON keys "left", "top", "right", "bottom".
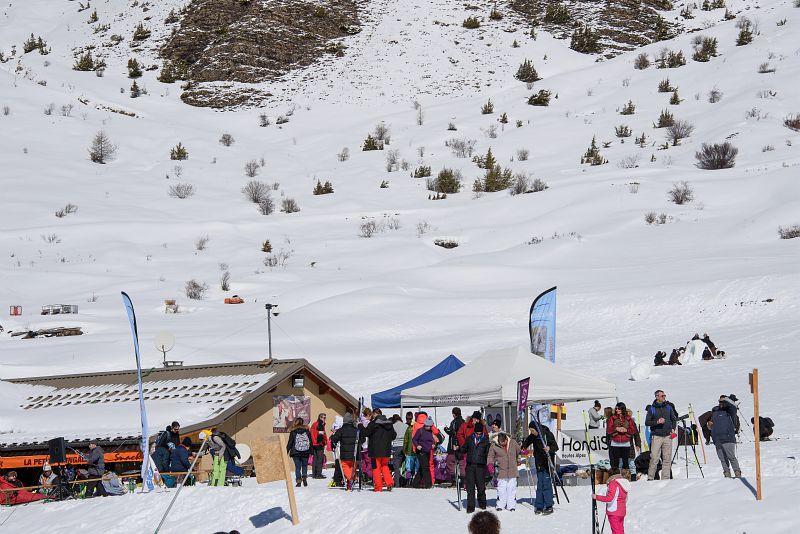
{"left": 278, "top": 434, "right": 300, "bottom": 525}
{"left": 555, "top": 403, "right": 563, "bottom": 432}
{"left": 749, "top": 369, "right": 762, "bottom": 501}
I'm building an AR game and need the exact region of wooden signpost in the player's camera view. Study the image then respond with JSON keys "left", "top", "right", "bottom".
{"left": 749, "top": 368, "right": 762, "bottom": 501}
{"left": 278, "top": 434, "right": 300, "bottom": 525}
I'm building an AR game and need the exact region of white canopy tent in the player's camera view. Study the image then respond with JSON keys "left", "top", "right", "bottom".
{"left": 401, "top": 346, "right": 617, "bottom": 407}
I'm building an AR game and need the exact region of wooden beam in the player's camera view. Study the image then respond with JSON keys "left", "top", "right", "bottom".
{"left": 278, "top": 434, "right": 300, "bottom": 525}
{"left": 750, "top": 369, "right": 762, "bottom": 500}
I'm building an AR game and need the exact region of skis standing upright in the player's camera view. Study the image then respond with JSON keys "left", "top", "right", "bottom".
{"left": 583, "top": 411, "right": 601, "bottom": 534}
{"left": 455, "top": 454, "right": 462, "bottom": 510}
{"left": 351, "top": 397, "right": 363, "bottom": 492}
{"left": 532, "top": 414, "right": 569, "bottom": 504}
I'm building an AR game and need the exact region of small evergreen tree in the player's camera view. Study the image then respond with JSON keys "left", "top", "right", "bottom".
{"left": 313, "top": 180, "right": 334, "bottom": 195}
{"left": 544, "top": 2, "right": 570, "bottom": 23}
{"left": 132, "top": 23, "right": 151, "bottom": 41}
{"left": 692, "top": 37, "right": 718, "bottom": 61}
{"left": 620, "top": 100, "right": 636, "bottom": 115}
{"left": 170, "top": 142, "right": 189, "bottom": 160}
{"left": 634, "top": 53, "right": 650, "bottom": 70}
{"left": 463, "top": 16, "right": 480, "bottom": 29}
{"left": 515, "top": 59, "right": 541, "bottom": 83}
{"left": 499, "top": 112, "right": 508, "bottom": 124}
{"left": 615, "top": 125, "right": 632, "bottom": 138}
{"left": 655, "top": 109, "right": 675, "bottom": 128}
{"left": 73, "top": 50, "right": 95, "bottom": 71}
{"left": 570, "top": 25, "right": 600, "bottom": 54}
{"left": 581, "top": 136, "right": 607, "bottom": 165}
{"left": 23, "top": 34, "right": 38, "bottom": 54}
{"left": 428, "top": 168, "right": 462, "bottom": 194}
{"left": 130, "top": 80, "right": 141, "bottom": 98}
{"left": 489, "top": 7, "right": 503, "bottom": 20}
{"left": 89, "top": 130, "right": 117, "bottom": 164}
{"left": 127, "top": 58, "right": 142, "bottom": 78}
{"left": 658, "top": 78, "right": 674, "bottom": 93}
{"left": 736, "top": 19, "right": 754, "bottom": 46}
{"left": 653, "top": 15, "right": 670, "bottom": 41}
{"left": 88, "top": 10, "right": 98, "bottom": 24}
{"left": 481, "top": 99, "right": 494, "bottom": 114}
{"left": 669, "top": 90, "right": 681, "bottom": 105}
{"left": 362, "top": 134, "right": 382, "bottom": 151}
{"left": 413, "top": 165, "right": 432, "bottom": 178}
{"left": 527, "top": 90, "right": 551, "bottom": 106}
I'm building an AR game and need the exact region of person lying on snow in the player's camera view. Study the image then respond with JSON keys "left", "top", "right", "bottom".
{"left": 593, "top": 473, "right": 631, "bottom": 534}
{"left": 1, "top": 471, "right": 47, "bottom": 505}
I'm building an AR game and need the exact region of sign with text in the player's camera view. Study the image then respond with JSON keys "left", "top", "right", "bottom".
{"left": 556, "top": 428, "right": 609, "bottom": 465}
{"left": 0, "top": 451, "right": 143, "bottom": 470}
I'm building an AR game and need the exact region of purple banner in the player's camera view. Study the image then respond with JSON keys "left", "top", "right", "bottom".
{"left": 517, "top": 377, "right": 530, "bottom": 410}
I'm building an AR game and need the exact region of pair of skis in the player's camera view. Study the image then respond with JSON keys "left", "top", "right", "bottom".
{"left": 455, "top": 455, "right": 462, "bottom": 510}
{"left": 531, "top": 415, "right": 570, "bottom": 505}
{"left": 350, "top": 396, "right": 364, "bottom": 491}
{"left": 583, "top": 412, "right": 602, "bottom": 534}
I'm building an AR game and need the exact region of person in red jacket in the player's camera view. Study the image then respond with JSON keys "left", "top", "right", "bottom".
{"left": 310, "top": 413, "right": 328, "bottom": 479}
{"left": 606, "top": 402, "right": 637, "bottom": 477}
{"left": 0, "top": 471, "right": 47, "bottom": 506}
{"left": 593, "top": 474, "right": 631, "bottom": 534}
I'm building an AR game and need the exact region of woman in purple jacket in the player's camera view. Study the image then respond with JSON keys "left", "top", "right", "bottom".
{"left": 412, "top": 417, "right": 437, "bottom": 488}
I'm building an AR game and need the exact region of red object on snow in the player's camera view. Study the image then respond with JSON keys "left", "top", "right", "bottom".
{"left": 0, "top": 476, "right": 47, "bottom": 505}
{"left": 9, "top": 306, "right": 22, "bottom": 316}
{"left": 224, "top": 296, "right": 244, "bottom": 304}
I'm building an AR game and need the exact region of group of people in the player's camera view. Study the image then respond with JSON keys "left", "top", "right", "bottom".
{"left": 653, "top": 333, "right": 726, "bottom": 366}
{"left": 284, "top": 405, "right": 567, "bottom": 519}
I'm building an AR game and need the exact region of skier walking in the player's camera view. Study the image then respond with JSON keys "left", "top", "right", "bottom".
{"left": 286, "top": 417, "right": 313, "bottom": 487}
{"left": 522, "top": 421, "right": 557, "bottom": 515}
{"left": 362, "top": 408, "right": 397, "bottom": 492}
{"left": 592, "top": 473, "right": 631, "bottom": 534}
{"left": 330, "top": 413, "right": 359, "bottom": 490}
{"left": 464, "top": 422, "right": 490, "bottom": 513}
{"left": 487, "top": 432, "right": 522, "bottom": 512}
{"left": 708, "top": 395, "right": 742, "bottom": 478}
{"left": 310, "top": 413, "right": 328, "bottom": 479}
{"left": 645, "top": 390, "right": 677, "bottom": 480}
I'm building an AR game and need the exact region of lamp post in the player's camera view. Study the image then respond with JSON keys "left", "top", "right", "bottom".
{"left": 265, "top": 303, "right": 279, "bottom": 362}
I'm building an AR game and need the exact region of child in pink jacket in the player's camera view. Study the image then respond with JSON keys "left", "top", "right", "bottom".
{"left": 592, "top": 474, "right": 631, "bottom": 534}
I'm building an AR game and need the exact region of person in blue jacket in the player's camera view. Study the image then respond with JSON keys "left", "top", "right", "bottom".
{"left": 708, "top": 395, "right": 741, "bottom": 478}
{"left": 170, "top": 437, "right": 195, "bottom": 483}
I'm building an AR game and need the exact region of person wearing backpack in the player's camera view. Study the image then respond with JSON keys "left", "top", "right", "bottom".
{"left": 154, "top": 422, "right": 181, "bottom": 473}
{"left": 287, "top": 417, "right": 313, "bottom": 487}
{"left": 208, "top": 430, "right": 240, "bottom": 486}
{"left": 708, "top": 395, "right": 741, "bottom": 478}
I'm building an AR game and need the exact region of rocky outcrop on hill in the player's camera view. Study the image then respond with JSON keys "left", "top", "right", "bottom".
{"left": 510, "top": 0, "right": 679, "bottom": 57}
{"left": 160, "top": 0, "right": 359, "bottom": 108}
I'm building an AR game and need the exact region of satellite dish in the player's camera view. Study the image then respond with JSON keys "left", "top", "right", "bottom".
{"left": 235, "top": 443, "right": 251, "bottom": 465}
{"left": 154, "top": 331, "right": 175, "bottom": 353}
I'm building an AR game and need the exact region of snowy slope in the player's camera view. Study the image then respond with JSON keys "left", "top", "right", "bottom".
{"left": 1, "top": 0, "right": 800, "bottom": 530}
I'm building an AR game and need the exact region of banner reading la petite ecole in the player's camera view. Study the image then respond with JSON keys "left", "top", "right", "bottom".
{"left": 529, "top": 286, "right": 556, "bottom": 363}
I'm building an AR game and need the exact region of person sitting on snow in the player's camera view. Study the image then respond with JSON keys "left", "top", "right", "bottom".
{"left": 752, "top": 416, "right": 774, "bottom": 441}
{"left": 653, "top": 351, "right": 668, "bottom": 366}
{"left": 702, "top": 333, "right": 718, "bottom": 355}
{"left": 667, "top": 348, "right": 683, "bottom": 366}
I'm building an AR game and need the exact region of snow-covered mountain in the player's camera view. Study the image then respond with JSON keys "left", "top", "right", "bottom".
{"left": 2, "top": 0, "right": 800, "bottom": 530}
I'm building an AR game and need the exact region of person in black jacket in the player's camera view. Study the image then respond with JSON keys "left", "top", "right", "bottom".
{"left": 752, "top": 416, "right": 774, "bottom": 441}
{"left": 445, "top": 407, "right": 466, "bottom": 484}
{"left": 522, "top": 421, "right": 558, "bottom": 514}
{"left": 286, "top": 418, "right": 313, "bottom": 487}
{"left": 708, "top": 396, "right": 741, "bottom": 478}
{"left": 645, "top": 390, "right": 678, "bottom": 480}
{"left": 330, "top": 413, "right": 360, "bottom": 490}
{"left": 361, "top": 408, "right": 396, "bottom": 492}
{"left": 154, "top": 422, "right": 181, "bottom": 473}
{"left": 464, "top": 422, "right": 490, "bottom": 513}
{"left": 85, "top": 441, "right": 107, "bottom": 497}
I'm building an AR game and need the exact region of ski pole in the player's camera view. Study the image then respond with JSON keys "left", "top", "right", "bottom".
{"left": 532, "top": 414, "right": 569, "bottom": 503}
{"left": 154, "top": 434, "right": 209, "bottom": 534}
{"left": 584, "top": 411, "right": 601, "bottom": 534}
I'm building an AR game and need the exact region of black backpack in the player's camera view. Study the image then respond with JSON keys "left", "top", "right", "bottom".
{"left": 155, "top": 430, "right": 170, "bottom": 449}
{"left": 218, "top": 432, "right": 240, "bottom": 459}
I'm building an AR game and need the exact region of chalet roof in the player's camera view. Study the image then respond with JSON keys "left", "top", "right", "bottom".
{"left": 0, "top": 359, "right": 357, "bottom": 449}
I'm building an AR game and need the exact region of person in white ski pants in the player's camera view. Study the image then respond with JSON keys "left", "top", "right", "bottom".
{"left": 487, "top": 433, "right": 522, "bottom": 511}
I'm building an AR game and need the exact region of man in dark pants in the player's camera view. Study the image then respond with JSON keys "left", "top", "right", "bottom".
{"left": 310, "top": 413, "right": 327, "bottom": 479}
{"left": 85, "top": 440, "right": 107, "bottom": 497}
{"left": 445, "top": 407, "right": 466, "bottom": 484}
{"left": 464, "top": 422, "right": 490, "bottom": 513}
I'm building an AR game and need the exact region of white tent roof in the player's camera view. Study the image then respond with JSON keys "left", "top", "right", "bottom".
{"left": 401, "top": 346, "right": 616, "bottom": 407}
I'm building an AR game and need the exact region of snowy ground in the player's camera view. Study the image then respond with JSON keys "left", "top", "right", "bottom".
{"left": 2, "top": 471, "right": 797, "bottom": 533}
{"left": 1, "top": 0, "right": 800, "bottom": 530}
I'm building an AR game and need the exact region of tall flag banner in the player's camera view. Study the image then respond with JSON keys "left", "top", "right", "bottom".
{"left": 515, "top": 378, "right": 530, "bottom": 443}
{"left": 121, "top": 292, "right": 154, "bottom": 492}
{"left": 529, "top": 286, "right": 557, "bottom": 363}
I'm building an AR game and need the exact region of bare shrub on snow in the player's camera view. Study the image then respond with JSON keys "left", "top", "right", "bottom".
{"left": 219, "top": 133, "right": 234, "bottom": 146}
{"left": 184, "top": 279, "right": 208, "bottom": 300}
{"left": 617, "top": 154, "right": 640, "bottom": 168}
{"left": 244, "top": 159, "right": 260, "bottom": 177}
{"left": 281, "top": 198, "right": 300, "bottom": 213}
{"left": 668, "top": 181, "right": 694, "bottom": 204}
{"left": 516, "top": 148, "right": 529, "bottom": 161}
{"left": 695, "top": 142, "right": 738, "bottom": 169}
{"left": 195, "top": 235, "right": 210, "bottom": 251}
{"left": 55, "top": 203, "right": 78, "bottom": 218}
{"left": 778, "top": 225, "right": 800, "bottom": 239}
{"left": 89, "top": 130, "right": 116, "bottom": 164}
{"left": 785, "top": 114, "right": 800, "bottom": 131}
{"left": 385, "top": 149, "right": 400, "bottom": 172}
{"left": 168, "top": 183, "right": 195, "bottom": 199}
{"left": 446, "top": 138, "right": 477, "bottom": 158}
{"left": 242, "top": 180, "right": 269, "bottom": 203}
{"left": 666, "top": 120, "right": 695, "bottom": 146}
{"left": 337, "top": 147, "right": 350, "bottom": 161}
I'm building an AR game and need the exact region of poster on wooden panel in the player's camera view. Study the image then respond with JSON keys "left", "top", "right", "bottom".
{"left": 273, "top": 395, "right": 311, "bottom": 433}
